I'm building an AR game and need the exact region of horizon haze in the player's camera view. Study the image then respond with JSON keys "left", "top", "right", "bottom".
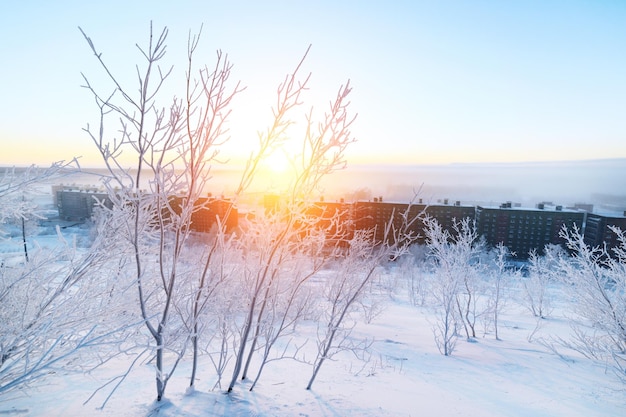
{"left": 16, "top": 158, "right": 625, "bottom": 215}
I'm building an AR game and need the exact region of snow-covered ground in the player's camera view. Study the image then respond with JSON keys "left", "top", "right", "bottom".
{"left": 1, "top": 275, "right": 624, "bottom": 416}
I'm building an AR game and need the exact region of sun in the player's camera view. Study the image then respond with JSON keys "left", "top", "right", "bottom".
{"left": 264, "top": 150, "right": 291, "bottom": 175}
{"left": 255, "top": 149, "right": 295, "bottom": 191}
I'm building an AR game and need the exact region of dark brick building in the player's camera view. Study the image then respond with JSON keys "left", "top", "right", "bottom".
{"left": 583, "top": 212, "right": 626, "bottom": 256}
{"left": 475, "top": 203, "right": 585, "bottom": 259}
{"left": 422, "top": 201, "right": 476, "bottom": 244}
{"left": 263, "top": 195, "right": 626, "bottom": 259}
{"left": 170, "top": 196, "right": 238, "bottom": 233}
{"left": 55, "top": 187, "right": 238, "bottom": 233}
{"left": 353, "top": 198, "right": 475, "bottom": 244}
{"left": 305, "top": 200, "right": 353, "bottom": 242}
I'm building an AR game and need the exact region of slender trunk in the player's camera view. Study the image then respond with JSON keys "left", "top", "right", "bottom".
{"left": 307, "top": 300, "right": 349, "bottom": 390}
{"left": 155, "top": 334, "right": 164, "bottom": 401}
{"left": 307, "top": 263, "right": 378, "bottom": 390}
{"left": 20, "top": 194, "right": 28, "bottom": 262}
{"left": 465, "top": 291, "right": 475, "bottom": 338}
{"left": 307, "top": 313, "right": 341, "bottom": 390}
{"left": 189, "top": 239, "right": 219, "bottom": 387}
{"left": 21, "top": 216, "right": 28, "bottom": 262}
{"left": 229, "top": 228, "right": 289, "bottom": 392}
{"left": 227, "top": 294, "right": 258, "bottom": 392}
{"left": 463, "top": 276, "right": 476, "bottom": 338}
{"left": 494, "top": 310, "right": 499, "bottom": 340}
{"left": 242, "top": 283, "right": 273, "bottom": 380}
{"left": 494, "top": 280, "right": 501, "bottom": 340}
{"left": 249, "top": 349, "right": 270, "bottom": 392}
{"left": 455, "top": 296, "right": 470, "bottom": 340}
{"left": 189, "top": 322, "right": 199, "bottom": 387}
{"left": 241, "top": 319, "right": 260, "bottom": 382}
{"left": 306, "top": 330, "right": 333, "bottom": 390}
{"left": 132, "top": 196, "right": 160, "bottom": 401}
{"left": 213, "top": 322, "right": 230, "bottom": 390}
{"left": 444, "top": 305, "right": 452, "bottom": 356}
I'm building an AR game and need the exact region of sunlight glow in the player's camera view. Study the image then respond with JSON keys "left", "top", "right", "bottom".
{"left": 254, "top": 150, "right": 295, "bottom": 192}
{"left": 264, "top": 151, "right": 291, "bottom": 175}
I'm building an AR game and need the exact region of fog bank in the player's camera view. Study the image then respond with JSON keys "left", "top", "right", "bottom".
{"left": 320, "top": 159, "right": 626, "bottom": 212}
{"left": 31, "top": 158, "right": 626, "bottom": 214}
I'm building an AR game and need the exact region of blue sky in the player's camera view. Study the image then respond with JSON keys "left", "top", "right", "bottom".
{"left": 1, "top": 0, "right": 625, "bottom": 166}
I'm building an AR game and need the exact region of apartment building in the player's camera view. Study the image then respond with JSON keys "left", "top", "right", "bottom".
{"left": 583, "top": 212, "right": 626, "bottom": 255}
{"left": 54, "top": 185, "right": 112, "bottom": 221}
{"left": 422, "top": 201, "right": 476, "bottom": 244}
{"left": 475, "top": 203, "right": 585, "bottom": 259}
{"left": 168, "top": 195, "right": 238, "bottom": 233}
{"left": 303, "top": 199, "right": 354, "bottom": 245}
{"left": 56, "top": 186, "right": 624, "bottom": 259}
{"left": 55, "top": 187, "right": 237, "bottom": 232}
{"left": 353, "top": 198, "right": 475, "bottom": 244}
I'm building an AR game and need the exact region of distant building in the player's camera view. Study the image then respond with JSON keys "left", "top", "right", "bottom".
{"left": 55, "top": 187, "right": 238, "bottom": 232}
{"left": 305, "top": 199, "right": 354, "bottom": 244}
{"left": 54, "top": 185, "right": 112, "bottom": 221}
{"left": 475, "top": 203, "right": 585, "bottom": 259}
{"left": 583, "top": 212, "right": 626, "bottom": 256}
{"left": 421, "top": 200, "right": 476, "bottom": 244}
{"left": 353, "top": 198, "right": 474, "bottom": 245}
{"left": 169, "top": 196, "right": 238, "bottom": 233}
{"left": 354, "top": 198, "right": 422, "bottom": 244}
{"left": 193, "top": 197, "right": 238, "bottom": 233}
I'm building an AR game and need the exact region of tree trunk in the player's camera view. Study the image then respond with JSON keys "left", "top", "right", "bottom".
{"left": 156, "top": 334, "right": 165, "bottom": 401}
{"left": 189, "top": 322, "right": 199, "bottom": 387}
{"left": 227, "top": 295, "right": 258, "bottom": 392}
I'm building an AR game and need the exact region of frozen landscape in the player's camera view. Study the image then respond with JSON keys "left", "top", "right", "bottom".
{"left": 2, "top": 3, "right": 625, "bottom": 414}
{"left": 5, "top": 289, "right": 626, "bottom": 417}
{"left": 1, "top": 182, "right": 624, "bottom": 417}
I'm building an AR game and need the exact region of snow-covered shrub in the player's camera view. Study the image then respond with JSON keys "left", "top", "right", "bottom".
{"left": 521, "top": 244, "right": 563, "bottom": 319}
{"left": 555, "top": 225, "right": 626, "bottom": 383}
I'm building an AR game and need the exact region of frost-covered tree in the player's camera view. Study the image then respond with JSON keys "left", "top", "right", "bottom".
{"left": 0, "top": 163, "right": 75, "bottom": 261}
{"left": 423, "top": 218, "right": 459, "bottom": 355}
{"left": 486, "top": 242, "right": 513, "bottom": 340}
{"left": 0, "top": 164, "right": 73, "bottom": 225}
{"left": 0, "top": 224, "right": 132, "bottom": 398}
{"left": 0, "top": 162, "right": 126, "bottom": 395}
{"left": 81, "top": 22, "right": 359, "bottom": 400}
{"left": 305, "top": 201, "right": 421, "bottom": 390}
{"left": 423, "top": 216, "right": 483, "bottom": 355}
{"left": 556, "top": 225, "right": 626, "bottom": 381}
{"left": 522, "top": 244, "right": 563, "bottom": 319}
{"left": 400, "top": 244, "right": 429, "bottom": 306}
{"left": 452, "top": 219, "right": 484, "bottom": 340}
{"left": 225, "top": 49, "right": 357, "bottom": 392}
{"left": 80, "top": 23, "right": 242, "bottom": 401}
